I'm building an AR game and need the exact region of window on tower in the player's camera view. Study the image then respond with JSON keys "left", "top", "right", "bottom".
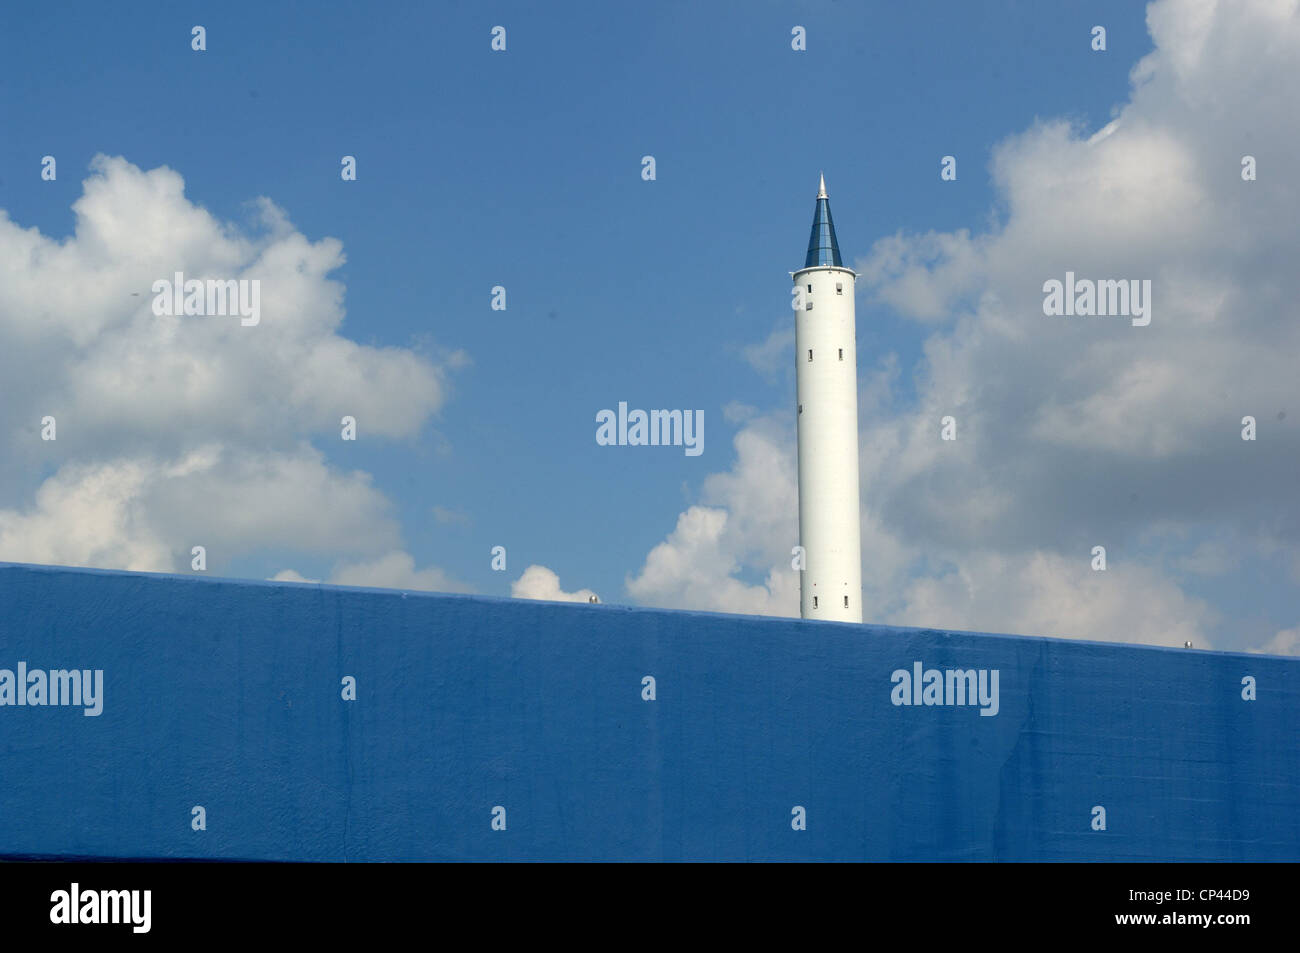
{"left": 843, "top": 596, "right": 849, "bottom": 608}
{"left": 838, "top": 348, "right": 843, "bottom": 360}
{"left": 808, "top": 349, "right": 813, "bottom": 361}
{"left": 813, "top": 596, "right": 818, "bottom": 609}
{"left": 807, "top": 284, "right": 812, "bottom": 293}
{"left": 836, "top": 282, "right": 843, "bottom": 294}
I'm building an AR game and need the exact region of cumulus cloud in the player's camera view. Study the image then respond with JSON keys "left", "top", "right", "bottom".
{"left": 1251, "top": 627, "right": 1299, "bottom": 657}
{"left": 329, "top": 551, "right": 474, "bottom": 594}
{"left": 511, "top": 565, "right": 598, "bottom": 604}
{"left": 855, "top": 229, "right": 986, "bottom": 323}
{"left": 269, "top": 552, "right": 476, "bottom": 593}
{"left": 431, "top": 505, "right": 472, "bottom": 527}
{"left": 0, "top": 446, "right": 400, "bottom": 574}
{"left": 0, "top": 156, "right": 464, "bottom": 583}
{"left": 0, "top": 457, "right": 178, "bottom": 572}
{"left": 889, "top": 552, "right": 1217, "bottom": 649}
{"left": 270, "top": 569, "right": 319, "bottom": 584}
{"left": 855, "top": 0, "right": 1300, "bottom": 553}
{"left": 1, "top": 156, "right": 463, "bottom": 475}
{"left": 741, "top": 324, "right": 795, "bottom": 380}
{"left": 627, "top": 412, "right": 800, "bottom": 617}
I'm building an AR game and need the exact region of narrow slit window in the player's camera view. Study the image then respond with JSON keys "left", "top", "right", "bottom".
{"left": 836, "top": 283, "right": 843, "bottom": 294}
{"left": 798, "top": 404, "right": 802, "bottom": 414}
{"left": 843, "top": 596, "right": 849, "bottom": 607}
{"left": 838, "top": 348, "right": 843, "bottom": 360}
{"left": 807, "top": 284, "right": 812, "bottom": 293}
{"left": 813, "top": 596, "right": 818, "bottom": 609}
{"left": 808, "top": 349, "right": 813, "bottom": 361}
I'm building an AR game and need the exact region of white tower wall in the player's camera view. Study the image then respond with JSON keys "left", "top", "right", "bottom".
{"left": 793, "top": 261, "right": 862, "bottom": 623}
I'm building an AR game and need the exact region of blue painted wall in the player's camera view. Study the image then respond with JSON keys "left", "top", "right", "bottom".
{"left": 0, "top": 561, "right": 1295, "bottom": 861}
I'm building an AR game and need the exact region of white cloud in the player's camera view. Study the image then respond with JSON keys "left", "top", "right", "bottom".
{"left": 431, "top": 505, "right": 472, "bottom": 527}
{"left": 848, "top": 0, "right": 1300, "bottom": 642}
{"left": 741, "top": 323, "right": 794, "bottom": 379}
{"left": 330, "top": 551, "right": 474, "bottom": 594}
{"left": 0, "top": 446, "right": 400, "bottom": 573}
{"left": 270, "top": 569, "right": 319, "bottom": 584}
{"left": 855, "top": 229, "right": 985, "bottom": 323}
{"left": 0, "top": 457, "right": 176, "bottom": 572}
{"left": 1175, "top": 539, "right": 1233, "bottom": 576}
{"left": 1250, "top": 627, "right": 1299, "bottom": 657}
{"left": 627, "top": 413, "right": 800, "bottom": 617}
{"left": 1, "top": 155, "right": 458, "bottom": 475}
{"left": 511, "top": 565, "right": 597, "bottom": 603}
{"left": 889, "top": 552, "right": 1217, "bottom": 649}
{"left": 0, "top": 156, "right": 466, "bottom": 587}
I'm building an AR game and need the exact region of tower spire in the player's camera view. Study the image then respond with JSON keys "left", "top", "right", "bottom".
{"left": 805, "top": 175, "right": 842, "bottom": 268}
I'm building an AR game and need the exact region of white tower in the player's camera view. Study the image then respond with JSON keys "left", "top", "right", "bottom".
{"left": 793, "top": 174, "right": 862, "bottom": 622}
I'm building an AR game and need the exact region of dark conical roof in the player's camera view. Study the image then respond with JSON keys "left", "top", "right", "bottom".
{"left": 804, "top": 173, "right": 842, "bottom": 268}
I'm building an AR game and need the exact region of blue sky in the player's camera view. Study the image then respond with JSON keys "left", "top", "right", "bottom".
{"left": 2, "top": 1, "right": 1296, "bottom": 654}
